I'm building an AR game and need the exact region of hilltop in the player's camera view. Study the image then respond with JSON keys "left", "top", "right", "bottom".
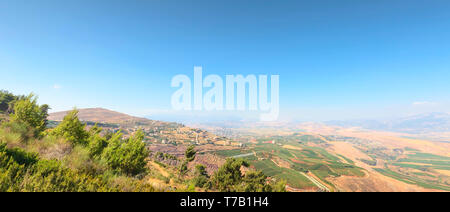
{"left": 49, "top": 108, "right": 147, "bottom": 123}
{"left": 48, "top": 108, "right": 172, "bottom": 128}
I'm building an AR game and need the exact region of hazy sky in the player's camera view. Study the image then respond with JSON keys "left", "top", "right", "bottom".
{"left": 1, "top": 0, "right": 450, "bottom": 122}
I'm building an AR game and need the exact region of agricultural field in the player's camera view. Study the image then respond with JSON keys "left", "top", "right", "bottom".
{"left": 252, "top": 159, "right": 315, "bottom": 189}
{"left": 212, "top": 136, "right": 366, "bottom": 191}
{"left": 374, "top": 149, "right": 450, "bottom": 191}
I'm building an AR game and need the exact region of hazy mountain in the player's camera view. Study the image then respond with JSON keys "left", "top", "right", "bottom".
{"left": 326, "top": 112, "right": 450, "bottom": 134}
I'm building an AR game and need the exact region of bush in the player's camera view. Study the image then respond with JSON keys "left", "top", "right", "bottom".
{"left": 0, "top": 90, "right": 17, "bottom": 113}
{"left": 88, "top": 134, "right": 108, "bottom": 157}
{"left": 193, "top": 164, "right": 209, "bottom": 188}
{"left": 212, "top": 158, "right": 249, "bottom": 192}
{"left": 51, "top": 109, "right": 89, "bottom": 145}
{"left": 211, "top": 158, "right": 286, "bottom": 192}
{"left": 102, "top": 130, "right": 149, "bottom": 176}
{"left": 9, "top": 94, "right": 49, "bottom": 137}
{"left": 2, "top": 119, "right": 35, "bottom": 143}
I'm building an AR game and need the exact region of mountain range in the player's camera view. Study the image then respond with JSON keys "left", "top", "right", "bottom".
{"left": 325, "top": 112, "right": 450, "bottom": 134}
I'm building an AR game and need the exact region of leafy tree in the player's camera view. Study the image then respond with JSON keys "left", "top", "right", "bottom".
{"left": 87, "top": 124, "right": 108, "bottom": 157}
{"left": 239, "top": 170, "right": 273, "bottom": 192}
{"left": 88, "top": 124, "right": 102, "bottom": 136}
{"left": 51, "top": 109, "right": 89, "bottom": 145}
{"left": 179, "top": 145, "right": 197, "bottom": 177}
{"left": 195, "top": 164, "right": 208, "bottom": 177}
{"left": 193, "top": 164, "right": 209, "bottom": 188}
{"left": 271, "top": 179, "right": 287, "bottom": 192}
{"left": 101, "top": 130, "right": 149, "bottom": 176}
{"left": 9, "top": 94, "right": 49, "bottom": 136}
{"left": 211, "top": 158, "right": 286, "bottom": 192}
{"left": 185, "top": 145, "right": 196, "bottom": 162}
{"left": 179, "top": 161, "right": 189, "bottom": 177}
{"left": 212, "top": 158, "right": 249, "bottom": 192}
{"left": 0, "top": 90, "right": 16, "bottom": 113}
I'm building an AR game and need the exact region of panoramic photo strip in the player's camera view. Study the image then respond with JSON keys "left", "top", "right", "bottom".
{"left": 1, "top": 0, "right": 449, "bottom": 209}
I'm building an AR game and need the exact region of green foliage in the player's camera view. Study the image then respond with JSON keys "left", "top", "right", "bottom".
{"left": 195, "top": 164, "right": 208, "bottom": 177}
{"left": 0, "top": 141, "right": 157, "bottom": 192}
{"left": 179, "top": 145, "right": 197, "bottom": 177}
{"left": 154, "top": 151, "right": 178, "bottom": 161}
{"left": 185, "top": 145, "right": 197, "bottom": 162}
{"left": 212, "top": 158, "right": 249, "bottom": 192}
{"left": 1, "top": 121, "right": 35, "bottom": 142}
{"left": 101, "top": 130, "right": 149, "bottom": 176}
{"left": 0, "top": 143, "right": 38, "bottom": 166}
{"left": 0, "top": 90, "right": 16, "bottom": 113}
{"left": 0, "top": 92, "right": 160, "bottom": 192}
{"left": 272, "top": 179, "right": 288, "bottom": 192}
{"left": 88, "top": 134, "right": 108, "bottom": 157}
{"left": 211, "top": 158, "right": 286, "bottom": 192}
{"left": 87, "top": 125, "right": 108, "bottom": 157}
{"left": 179, "top": 161, "right": 188, "bottom": 176}
{"left": 0, "top": 142, "right": 109, "bottom": 192}
{"left": 193, "top": 164, "right": 209, "bottom": 188}
{"left": 237, "top": 170, "right": 273, "bottom": 192}
{"left": 51, "top": 109, "right": 89, "bottom": 145}
{"left": 9, "top": 94, "right": 49, "bottom": 137}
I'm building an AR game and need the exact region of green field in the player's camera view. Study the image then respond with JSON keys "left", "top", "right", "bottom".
{"left": 374, "top": 151, "right": 450, "bottom": 191}
{"left": 252, "top": 159, "right": 314, "bottom": 188}
{"left": 392, "top": 152, "right": 450, "bottom": 172}
{"left": 375, "top": 168, "right": 450, "bottom": 191}
{"left": 214, "top": 141, "right": 366, "bottom": 190}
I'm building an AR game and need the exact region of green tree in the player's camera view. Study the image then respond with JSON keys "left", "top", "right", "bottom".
{"left": 51, "top": 109, "right": 89, "bottom": 145}
{"left": 87, "top": 124, "right": 108, "bottom": 157}
{"left": 195, "top": 164, "right": 208, "bottom": 177}
{"left": 239, "top": 170, "right": 273, "bottom": 192}
{"left": 212, "top": 158, "right": 249, "bottom": 192}
{"left": 211, "top": 158, "right": 286, "bottom": 192}
{"left": 179, "top": 145, "right": 197, "bottom": 177}
{"left": 0, "top": 90, "right": 16, "bottom": 113}
{"left": 193, "top": 164, "right": 209, "bottom": 188}
{"left": 185, "top": 145, "right": 197, "bottom": 162}
{"left": 272, "top": 179, "right": 287, "bottom": 192}
{"left": 101, "top": 130, "right": 149, "bottom": 176}
{"left": 9, "top": 94, "right": 49, "bottom": 136}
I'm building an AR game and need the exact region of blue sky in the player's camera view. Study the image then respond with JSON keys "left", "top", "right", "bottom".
{"left": 1, "top": 0, "right": 450, "bottom": 122}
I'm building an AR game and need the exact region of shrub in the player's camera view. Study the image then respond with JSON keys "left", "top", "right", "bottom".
{"left": 9, "top": 94, "right": 49, "bottom": 137}
{"left": 51, "top": 109, "right": 89, "bottom": 145}
{"left": 2, "top": 120, "right": 35, "bottom": 143}
{"left": 211, "top": 158, "right": 286, "bottom": 192}
{"left": 102, "top": 130, "right": 149, "bottom": 176}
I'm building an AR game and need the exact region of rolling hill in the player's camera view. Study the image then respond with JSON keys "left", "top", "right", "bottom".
{"left": 49, "top": 108, "right": 161, "bottom": 125}
{"left": 48, "top": 108, "right": 232, "bottom": 145}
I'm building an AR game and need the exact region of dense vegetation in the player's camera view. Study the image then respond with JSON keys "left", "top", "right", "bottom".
{"left": 0, "top": 90, "right": 284, "bottom": 192}
{"left": 0, "top": 91, "right": 155, "bottom": 191}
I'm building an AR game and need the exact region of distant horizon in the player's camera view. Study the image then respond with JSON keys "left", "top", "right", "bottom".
{"left": 46, "top": 106, "right": 450, "bottom": 124}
